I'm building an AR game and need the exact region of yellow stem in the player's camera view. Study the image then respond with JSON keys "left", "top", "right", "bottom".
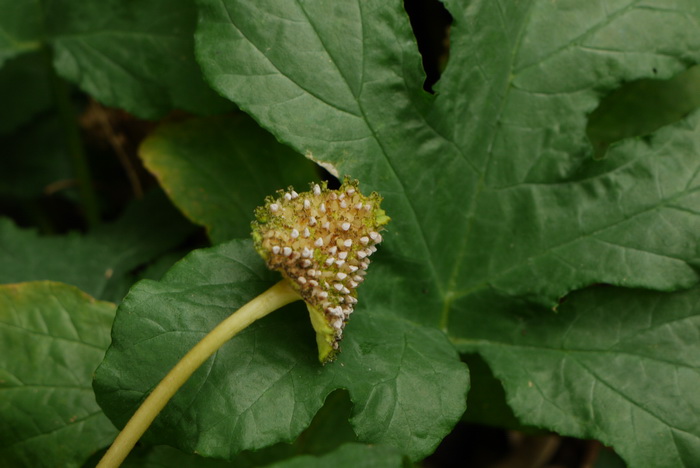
{"left": 97, "top": 280, "right": 301, "bottom": 468}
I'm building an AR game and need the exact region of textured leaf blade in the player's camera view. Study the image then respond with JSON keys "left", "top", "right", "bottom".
{"left": 195, "top": 0, "right": 452, "bottom": 318}
{"left": 452, "top": 285, "right": 700, "bottom": 468}
{"left": 0, "top": 0, "right": 230, "bottom": 118}
{"left": 47, "top": 0, "right": 231, "bottom": 118}
{"left": 85, "top": 391, "right": 356, "bottom": 467}
{"left": 94, "top": 240, "right": 467, "bottom": 461}
{"left": 194, "top": 1, "right": 700, "bottom": 464}
{"left": 0, "top": 281, "right": 117, "bottom": 468}
{"left": 196, "top": 0, "right": 700, "bottom": 312}
{"left": 139, "top": 114, "right": 319, "bottom": 244}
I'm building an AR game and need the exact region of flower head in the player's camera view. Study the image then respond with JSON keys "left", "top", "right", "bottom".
{"left": 252, "top": 179, "right": 390, "bottom": 362}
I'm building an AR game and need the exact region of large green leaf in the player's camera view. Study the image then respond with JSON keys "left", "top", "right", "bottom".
{"left": 139, "top": 114, "right": 318, "bottom": 244}
{"left": 196, "top": 0, "right": 700, "bottom": 313}
{"left": 0, "top": 0, "right": 230, "bottom": 118}
{"left": 94, "top": 240, "right": 468, "bottom": 461}
{"left": 0, "top": 191, "right": 194, "bottom": 302}
{"left": 452, "top": 285, "right": 700, "bottom": 468}
{"left": 0, "top": 281, "right": 117, "bottom": 467}
{"left": 194, "top": 0, "right": 700, "bottom": 465}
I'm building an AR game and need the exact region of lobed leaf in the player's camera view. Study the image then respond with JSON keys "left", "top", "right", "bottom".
{"left": 0, "top": 281, "right": 117, "bottom": 467}
{"left": 196, "top": 0, "right": 700, "bottom": 314}
{"left": 453, "top": 285, "right": 700, "bottom": 468}
{"left": 94, "top": 240, "right": 468, "bottom": 461}
{"left": 194, "top": 0, "right": 700, "bottom": 464}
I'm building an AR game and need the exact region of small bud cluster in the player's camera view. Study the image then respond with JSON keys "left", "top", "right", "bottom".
{"left": 252, "top": 179, "right": 389, "bottom": 362}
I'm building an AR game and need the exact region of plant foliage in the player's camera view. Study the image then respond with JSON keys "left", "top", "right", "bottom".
{"left": 1, "top": 0, "right": 699, "bottom": 467}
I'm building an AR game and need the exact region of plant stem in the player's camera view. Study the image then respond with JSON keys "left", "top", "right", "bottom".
{"left": 49, "top": 64, "right": 100, "bottom": 227}
{"left": 96, "top": 279, "right": 302, "bottom": 468}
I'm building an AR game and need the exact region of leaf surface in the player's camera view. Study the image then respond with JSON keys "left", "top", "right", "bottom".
{"left": 114, "top": 442, "right": 405, "bottom": 468}
{"left": 194, "top": 0, "right": 700, "bottom": 465}
{"left": 94, "top": 240, "right": 468, "bottom": 461}
{"left": 452, "top": 285, "right": 700, "bottom": 467}
{"left": 140, "top": 114, "right": 319, "bottom": 244}
{"left": 0, "top": 281, "right": 116, "bottom": 468}
{"left": 196, "top": 0, "right": 700, "bottom": 313}
{"left": 104, "top": 390, "right": 357, "bottom": 468}
{"left": 0, "top": 0, "right": 230, "bottom": 118}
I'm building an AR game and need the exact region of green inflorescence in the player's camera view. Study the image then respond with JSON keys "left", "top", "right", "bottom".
{"left": 252, "top": 178, "right": 389, "bottom": 363}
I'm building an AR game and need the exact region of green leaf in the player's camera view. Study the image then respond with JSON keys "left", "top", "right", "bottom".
{"left": 194, "top": 1, "right": 700, "bottom": 465}
{"left": 220, "top": 389, "right": 358, "bottom": 467}
{"left": 0, "top": 0, "right": 230, "bottom": 118}
{"left": 92, "top": 390, "right": 358, "bottom": 468}
{"left": 111, "top": 442, "right": 406, "bottom": 468}
{"left": 139, "top": 114, "right": 319, "bottom": 244}
{"left": 452, "top": 285, "right": 700, "bottom": 468}
{"left": 265, "top": 443, "right": 407, "bottom": 468}
{"left": 117, "top": 445, "right": 236, "bottom": 468}
{"left": 196, "top": 0, "right": 700, "bottom": 312}
{"left": 0, "top": 281, "right": 117, "bottom": 468}
{"left": 94, "top": 240, "right": 467, "bottom": 461}
{"left": 0, "top": 191, "right": 195, "bottom": 301}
